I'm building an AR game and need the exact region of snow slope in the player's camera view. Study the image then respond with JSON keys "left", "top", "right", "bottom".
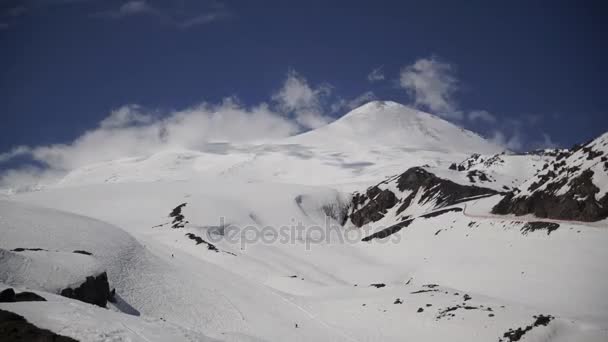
{"left": 1, "top": 102, "right": 606, "bottom": 341}
{"left": 7, "top": 175, "right": 608, "bottom": 341}
{"left": 0, "top": 285, "right": 216, "bottom": 342}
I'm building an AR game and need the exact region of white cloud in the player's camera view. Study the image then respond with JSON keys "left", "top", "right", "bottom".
{"left": 367, "top": 66, "right": 385, "bottom": 82}
{"left": 0, "top": 146, "right": 31, "bottom": 163}
{"left": 272, "top": 70, "right": 333, "bottom": 129}
{"left": 99, "top": 105, "right": 154, "bottom": 128}
{"left": 531, "top": 133, "right": 558, "bottom": 150}
{"left": 0, "top": 98, "right": 299, "bottom": 189}
{"left": 489, "top": 130, "right": 523, "bottom": 151}
{"left": 1, "top": 69, "right": 347, "bottom": 189}
{"left": 468, "top": 110, "right": 497, "bottom": 123}
{"left": 95, "top": 1, "right": 227, "bottom": 28}
{"left": 399, "top": 57, "right": 461, "bottom": 119}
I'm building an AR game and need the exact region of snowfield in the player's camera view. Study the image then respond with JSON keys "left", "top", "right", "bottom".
{"left": 1, "top": 101, "right": 607, "bottom": 341}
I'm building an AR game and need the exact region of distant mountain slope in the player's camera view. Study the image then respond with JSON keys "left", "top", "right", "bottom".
{"left": 47, "top": 101, "right": 504, "bottom": 190}
{"left": 493, "top": 132, "right": 608, "bottom": 221}
{"left": 287, "top": 101, "right": 504, "bottom": 154}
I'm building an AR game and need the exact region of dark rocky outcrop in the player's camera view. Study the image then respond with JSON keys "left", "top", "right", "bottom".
{"left": 0, "top": 309, "right": 78, "bottom": 342}
{"left": 185, "top": 232, "right": 219, "bottom": 252}
{"left": 169, "top": 203, "right": 188, "bottom": 229}
{"left": 499, "top": 315, "right": 554, "bottom": 342}
{"left": 395, "top": 168, "right": 498, "bottom": 208}
{"left": 493, "top": 132, "right": 608, "bottom": 222}
{"left": 350, "top": 167, "right": 497, "bottom": 228}
{"left": 185, "top": 232, "right": 237, "bottom": 256}
{"left": 361, "top": 219, "right": 414, "bottom": 242}
{"left": 350, "top": 188, "right": 397, "bottom": 227}
{"left": 0, "top": 288, "right": 46, "bottom": 302}
{"left": 520, "top": 222, "right": 560, "bottom": 235}
{"left": 11, "top": 248, "right": 47, "bottom": 252}
{"left": 60, "top": 272, "right": 112, "bottom": 308}
{"left": 72, "top": 250, "right": 93, "bottom": 256}
{"left": 493, "top": 170, "right": 608, "bottom": 222}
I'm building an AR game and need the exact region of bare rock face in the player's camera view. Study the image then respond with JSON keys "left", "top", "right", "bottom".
{"left": 349, "top": 167, "right": 498, "bottom": 227}
{"left": 493, "top": 171, "right": 608, "bottom": 221}
{"left": 0, "top": 309, "right": 77, "bottom": 342}
{"left": 60, "top": 272, "right": 112, "bottom": 308}
{"left": 0, "top": 288, "right": 46, "bottom": 303}
{"left": 492, "top": 132, "right": 608, "bottom": 222}
{"left": 350, "top": 188, "right": 398, "bottom": 227}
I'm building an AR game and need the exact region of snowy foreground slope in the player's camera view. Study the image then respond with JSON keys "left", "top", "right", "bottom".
{"left": 1, "top": 102, "right": 607, "bottom": 341}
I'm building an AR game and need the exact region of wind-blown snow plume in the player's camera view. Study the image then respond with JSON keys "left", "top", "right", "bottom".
{"left": 272, "top": 70, "right": 334, "bottom": 129}
{"left": 0, "top": 98, "right": 298, "bottom": 190}
{"left": 399, "top": 57, "right": 461, "bottom": 119}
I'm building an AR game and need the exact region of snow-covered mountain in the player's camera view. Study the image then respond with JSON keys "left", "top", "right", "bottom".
{"left": 50, "top": 101, "right": 504, "bottom": 191}
{"left": 287, "top": 101, "right": 503, "bottom": 154}
{"left": 1, "top": 101, "right": 607, "bottom": 342}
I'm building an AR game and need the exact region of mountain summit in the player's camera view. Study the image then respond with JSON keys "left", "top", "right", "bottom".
{"left": 288, "top": 101, "right": 504, "bottom": 154}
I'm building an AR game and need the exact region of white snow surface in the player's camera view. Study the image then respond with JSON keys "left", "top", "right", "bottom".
{"left": 1, "top": 102, "right": 607, "bottom": 341}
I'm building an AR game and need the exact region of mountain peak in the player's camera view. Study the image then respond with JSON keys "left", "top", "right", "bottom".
{"left": 349, "top": 100, "right": 412, "bottom": 115}
{"left": 288, "top": 100, "right": 503, "bottom": 155}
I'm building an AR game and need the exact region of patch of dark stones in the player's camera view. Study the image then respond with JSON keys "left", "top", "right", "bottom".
{"left": 520, "top": 222, "right": 560, "bottom": 235}
{"left": 169, "top": 203, "right": 189, "bottom": 229}
{"left": 73, "top": 250, "right": 93, "bottom": 256}
{"left": 435, "top": 304, "right": 493, "bottom": 320}
{"left": 184, "top": 233, "right": 219, "bottom": 252}
{"left": 411, "top": 289, "right": 439, "bottom": 294}
{"left": 370, "top": 283, "right": 386, "bottom": 288}
{"left": 499, "top": 315, "right": 554, "bottom": 342}
{"left": 184, "top": 233, "right": 237, "bottom": 256}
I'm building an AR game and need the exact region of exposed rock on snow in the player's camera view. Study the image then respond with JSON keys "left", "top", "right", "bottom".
{"left": 0, "top": 308, "right": 77, "bottom": 342}
{"left": 493, "top": 132, "right": 608, "bottom": 221}
{"left": 499, "top": 314, "right": 554, "bottom": 342}
{"left": 0, "top": 288, "right": 46, "bottom": 303}
{"left": 60, "top": 272, "right": 112, "bottom": 308}
{"left": 170, "top": 202, "right": 188, "bottom": 229}
{"left": 350, "top": 167, "right": 498, "bottom": 227}
{"left": 361, "top": 218, "right": 414, "bottom": 241}
{"left": 520, "top": 222, "right": 560, "bottom": 236}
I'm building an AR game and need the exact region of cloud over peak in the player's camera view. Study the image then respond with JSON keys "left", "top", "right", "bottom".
{"left": 399, "top": 57, "right": 461, "bottom": 119}
{"left": 272, "top": 70, "right": 334, "bottom": 129}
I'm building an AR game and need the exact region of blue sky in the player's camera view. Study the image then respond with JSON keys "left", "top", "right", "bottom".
{"left": 1, "top": 0, "right": 607, "bottom": 182}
